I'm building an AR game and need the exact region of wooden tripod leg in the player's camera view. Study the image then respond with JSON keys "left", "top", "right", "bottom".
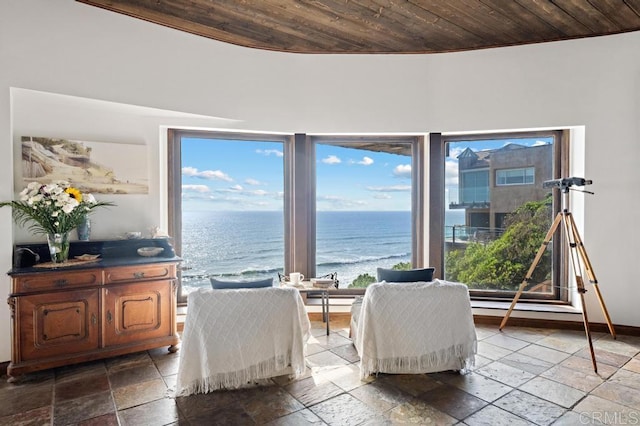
{"left": 563, "top": 213, "right": 598, "bottom": 373}
{"left": 565, "top": 213, "right": 616, "bottom": 339}
{"left": 499, "top": 280, "right": 527, "bottom": 331}
{"left": 500, "top": 212, "right": 563, "bottom": 331}
{"left": 576, "top": 276, "right": 598, "bottom": 373}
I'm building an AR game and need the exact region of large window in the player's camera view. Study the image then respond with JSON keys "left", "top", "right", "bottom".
{"left": 435, "top": 131, "right": 568, "bottom": 302}
{"left": 460, "top": 169, "right": 489, "bottom": 204}
{"left": 169, "top": 131, "right": 290, "bottom": 302}
{"left": 313, "top": 139, "right": 417, "bottom": 288}
{"left": 496, "top": 167, "right": 535, "bottom": 186}
{"left": 169, "top": 132, "right": 425, "bottom": 302}
{"left": 170, "top": 129, "right": 567, "bottom": 305}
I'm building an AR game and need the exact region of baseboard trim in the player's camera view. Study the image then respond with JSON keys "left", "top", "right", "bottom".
{"left": 474, "top": 315, "right": 640, "bottom": 336}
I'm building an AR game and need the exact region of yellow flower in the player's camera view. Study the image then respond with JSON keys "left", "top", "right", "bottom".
{"left": 65, "top": 187, "right": 83, "bottom": 202}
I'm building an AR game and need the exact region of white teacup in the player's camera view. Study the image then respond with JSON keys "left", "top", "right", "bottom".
{"left": 289, "top": 272, "right": 304, "bottom": 284}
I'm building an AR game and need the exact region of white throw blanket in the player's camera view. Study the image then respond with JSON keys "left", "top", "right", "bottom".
{"left": 355, "top": 280, "right": 477, "bottom": 378}
{"left": 176, "top": 287, "right": 311, "bottom": 396}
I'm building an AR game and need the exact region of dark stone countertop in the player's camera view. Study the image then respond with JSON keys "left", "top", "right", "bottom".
{"left": 8, "top": 238, "right": 181, "bottom": 275}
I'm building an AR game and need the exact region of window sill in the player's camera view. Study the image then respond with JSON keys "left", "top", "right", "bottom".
{"left": 470, "top": 300, "right": 580, "bottom": 314}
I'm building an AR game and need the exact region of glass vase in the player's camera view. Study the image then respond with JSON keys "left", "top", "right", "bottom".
{"left": 47, "top": 232, "right": 70, "bottom": 263}
{"left": 76, "top": 216, "right": 91, "bottom": 241}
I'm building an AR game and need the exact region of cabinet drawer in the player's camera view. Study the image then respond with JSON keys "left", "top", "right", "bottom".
{"left": 104, "top": 264, "right": 176, "bottom": 283}
{"left": 14, "top": 270, "right": 102, "bottom": 294}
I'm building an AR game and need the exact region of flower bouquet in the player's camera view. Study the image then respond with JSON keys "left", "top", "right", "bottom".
{"left": 1, "top": 181, "right": 114, "bottom": 263}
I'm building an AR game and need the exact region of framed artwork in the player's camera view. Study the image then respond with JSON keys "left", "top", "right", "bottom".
{"left": 21, "top": 136, "right": 149, "bottom": 194}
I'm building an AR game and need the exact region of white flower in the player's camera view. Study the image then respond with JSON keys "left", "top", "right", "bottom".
{"left": 43, "top": 184, "right": 59, "bottom": 194}
{"left": 2, "top": 180, "right": 113, "bottom": 235}
{"left": 61, "top": 200, "right": 78, "bottom": 214}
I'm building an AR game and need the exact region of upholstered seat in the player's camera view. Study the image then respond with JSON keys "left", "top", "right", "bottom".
{"left": 351, "top": 280, "right": 477, "bottom": 378}
{"left": 176, "top": 286, "right": 311, "bottom": 395}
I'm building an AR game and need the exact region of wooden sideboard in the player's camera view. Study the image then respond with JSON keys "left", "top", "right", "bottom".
{"left": 7, "top": 239, "right": 180, "bottom": 382}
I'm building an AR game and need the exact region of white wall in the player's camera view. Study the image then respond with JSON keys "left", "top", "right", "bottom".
{"left": 1, "top": 0, "right": 639, "bottom": 363}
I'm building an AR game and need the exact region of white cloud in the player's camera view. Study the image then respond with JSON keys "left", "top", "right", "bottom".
{"left": 358, "top": 156, "right": 374, "bottom": 166}
{"left": 182, "top": 166, "right": 233, "bottom": 182}
{"left": 393, "top": 164, "right": 411, "bottom": 178}
{"left": 447, "top": 146, "right": 466, "bottom": 159}
{"left": 215, "top": 186, "right": 275, "bottom": 199}
{"left": 199, "top": 170, "right": 233, "bottom": 181}
{"left": 445, "top": 158, "right": 459, "bottom": 186}
{"left": 322, "top": 155, "right": 341, "bottom": 165}
{"left": 317, "top": 195, "right": 366, "bottom": 209}
{"left": 245, "top": 178, "right": 262, "bottom": 185}
{"left": 182, "top": 184, "right": 210, "bottom": 193}
{"left": 533, "top": 140, "right": 549, "bottom": 146}
{"left": 366, "top": 185, "right": 411, "bottom": 192}
{"left": 374, "top": 193, "right": 392, "bottom": 200}
{"left": 256, "top": 149, "right": 283, "bottom": 157}
{"left": 182, "top": 166, "right": 199, "bottom": 176}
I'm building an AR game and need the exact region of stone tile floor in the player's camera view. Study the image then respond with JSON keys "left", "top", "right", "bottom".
{"left": 1, "top": 319, "right": 639, "bottom": 425}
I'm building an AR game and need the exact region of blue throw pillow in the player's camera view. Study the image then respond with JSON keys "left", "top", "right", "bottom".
{"left": 210, "top": 277, "right": 274, "bottom": 289}
{"left": 376, "top": 267, "right": 435, "bottom": 283}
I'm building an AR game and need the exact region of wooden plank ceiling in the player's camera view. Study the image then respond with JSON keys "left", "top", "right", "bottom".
{"left": 78, "top": 0, "right": 640, "bottom": 54}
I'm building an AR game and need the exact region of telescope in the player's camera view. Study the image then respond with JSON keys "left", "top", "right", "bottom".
{"left": 543, "top": 177, "right": 592, "bottom": 190}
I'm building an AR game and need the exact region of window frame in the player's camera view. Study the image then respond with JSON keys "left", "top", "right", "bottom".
{"left": 460, "top": 168, "right": 490, "bottom": 204}
{"left": 169, "top": 128, "right": 568, "bottom": 304}
{"left": 169, "top": 131, "right": 426, "bottom": 303}
{"left": 308, "top": 135, "right": 426, "bottom": 279}
{"left": 430, "top": 130, "right": 570, "bottom": 303}
{"left": 496, "top": 167, "right": 535, "bottom": 186}
{"left": 168, "top": 129, "right": 293, "bottom": 305}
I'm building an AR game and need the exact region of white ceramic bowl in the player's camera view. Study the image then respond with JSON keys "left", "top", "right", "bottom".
{"left": 137, "top": 247, "right": 164, "bottom": 257}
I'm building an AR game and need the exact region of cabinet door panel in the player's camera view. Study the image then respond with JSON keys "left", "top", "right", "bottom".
{"left": 103, "top": 281, "right": 172, "bottom": 346}
{"left": 19, "top": 290, "right": 100, "bottom": 361}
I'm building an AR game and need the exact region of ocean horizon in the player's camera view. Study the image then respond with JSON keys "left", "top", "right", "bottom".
{"left": 181, "top": 210, "right": 464, "bottom": 291}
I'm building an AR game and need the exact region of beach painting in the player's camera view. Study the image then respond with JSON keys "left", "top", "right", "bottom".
{"left": 21, "top": 136, "right": 149, "bottom": 194}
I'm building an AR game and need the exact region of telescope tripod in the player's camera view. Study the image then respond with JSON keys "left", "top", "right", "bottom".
{"left": 499, "top": 190, "right": 615, "bottom": 373}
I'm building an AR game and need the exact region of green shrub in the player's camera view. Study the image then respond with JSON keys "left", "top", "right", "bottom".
{"left": 445, "top": 196, "right": 552, "bottom": 290}
{"left": 348, "top": 273, "right": 376, "bottom": 288}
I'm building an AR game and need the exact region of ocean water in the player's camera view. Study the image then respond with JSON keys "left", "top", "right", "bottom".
{"left": 181, "top": 210, "right": 409, "bottom": 290}
{"left": 181, "top": 210, "right": 464, "bottom": 291}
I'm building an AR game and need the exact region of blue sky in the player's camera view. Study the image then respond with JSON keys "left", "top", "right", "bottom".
{"left": 181, "top": 138, "right": 284, "bottom": 211}
{"left": 181, "top": 138, "right": 412, "bottom": 211}
{"left": 316, "top": 144, "right": 411, "bottom": 211}
{"left": 181, "top": 136, "right": 553, "bottom": 212}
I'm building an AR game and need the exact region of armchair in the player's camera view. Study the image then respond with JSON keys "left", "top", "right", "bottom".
{"left": 176, "top": 286, "right": 310, "bottom": 395}
{"left": 352, "top": 280, "right": 476, "bottom": 378}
